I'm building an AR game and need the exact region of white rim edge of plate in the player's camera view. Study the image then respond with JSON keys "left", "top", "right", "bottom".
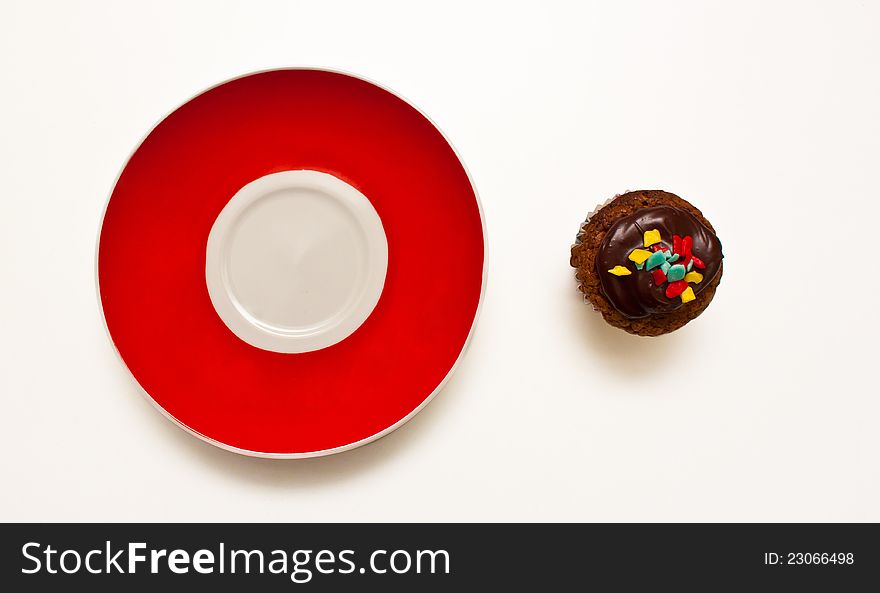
{"left": 94, "top": 66, "right": 488, "bottom": 459}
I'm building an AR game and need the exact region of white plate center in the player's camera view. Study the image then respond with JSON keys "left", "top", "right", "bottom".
{"left": 206, "top": 170, "right": 388, "bottom": 353}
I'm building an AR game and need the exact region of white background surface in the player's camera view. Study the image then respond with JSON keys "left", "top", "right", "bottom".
{"left": 2, "top": 0, "right": 879, "bottom": 522}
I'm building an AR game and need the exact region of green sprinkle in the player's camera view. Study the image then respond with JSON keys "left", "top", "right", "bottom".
{"left": 635, "top": 261, "right": 645, "bottom": 270}
{"left": 686, "top": 260, "right": 694, "bottom": 272}
{"left": 645, "top": 251, "right": 667, "bottom": 270}
{"left": 660, "top": 261, "right": 671, "bottom": 274}
{"left": 668, "top": 253, "right": 679, "bottom": 263}
{"left": 667, "top": 264, "right": 686, "bottom": 282}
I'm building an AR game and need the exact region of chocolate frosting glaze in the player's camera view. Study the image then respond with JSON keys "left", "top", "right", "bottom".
{"left": 596, "top": 206, "right": 723, "bottom": 319}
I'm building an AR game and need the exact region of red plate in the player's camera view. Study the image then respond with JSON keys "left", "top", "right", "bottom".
{"left": 98, "top": 69, "right": 485, "bottom": 457}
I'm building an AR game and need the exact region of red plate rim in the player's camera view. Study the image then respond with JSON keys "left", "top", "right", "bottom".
{"left": 95, "top": 67, "right": 487, "bottom": 458}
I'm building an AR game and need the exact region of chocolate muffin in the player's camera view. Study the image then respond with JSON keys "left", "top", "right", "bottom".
{"left": 570, "top": 190, "right": 723, "bottom": 336}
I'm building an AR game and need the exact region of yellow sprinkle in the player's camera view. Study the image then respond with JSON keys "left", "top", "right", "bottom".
{"left": 643, "top": 229, "right": 662, "bottom": 247}
{"left": 680, "top": 286, "right": 696, "bottom": 303}
{"left": 684, "top": 271, "right": 703, "bottom": 284}
{"left": 628, "top": 249, "right": 652, "bottom": 265}
{"left": 608, "top": 266, "right": 632, "bottom": 276}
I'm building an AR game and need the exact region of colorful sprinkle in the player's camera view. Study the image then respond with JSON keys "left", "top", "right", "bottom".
{"left": 665, "top": 279, "right": 689, "bottom": 299}
{"left": 628, "top": 249, "right": 652, "bottom": 265}
{"left": 682, "top": 235, "right": 693, "bottom": 259}
{"left": 680, "top": 235, "right": 694, "bottom": 267}
{"left": 643, "top": 229, "right": 662, "bottom": 247}
{"left": 666, "top": 264, "right": 686, "bottom": 282}
{"left": 616, "top": 230, "right": 708, "bottom": 308}
{"left": 645, "top": 250, "right": 667, "bottom": 270}
{"left": 684, "top": 271, "right": 703, "bottom": 284}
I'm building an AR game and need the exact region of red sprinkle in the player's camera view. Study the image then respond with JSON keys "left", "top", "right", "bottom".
{"left": 651, "top": 244, "right": 668, "bottom": 252}
{"left": 682, "top": 235, "right": 693, "bottom": 260}
{"left": 665, "top": 279, "right": 689, "bottom": 298}
{"left": 672, "top": 235, "right": 682, "bottom": 255}
{"left": 652, "top": 269, "right": 667, "bottom": 285}
{"left": 691, "top": 256, "right": 706, "bottom": 269}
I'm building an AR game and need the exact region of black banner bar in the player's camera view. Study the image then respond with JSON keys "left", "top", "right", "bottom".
{"left": 1, "top": 524, "right": 877, "bottom": 590}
